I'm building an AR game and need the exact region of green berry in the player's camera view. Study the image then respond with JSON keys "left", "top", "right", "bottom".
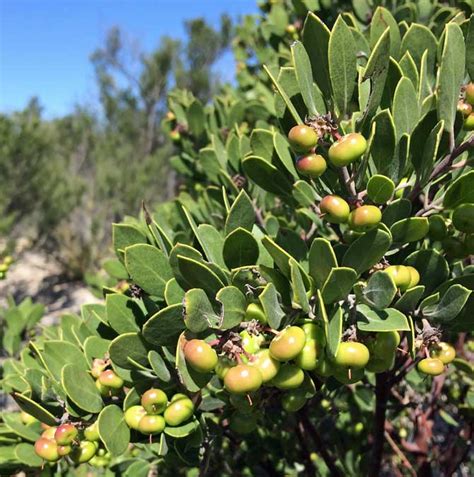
{"left": 328, "top": 133, "right": 367, "bottom": 167}
{"left": 287, "top": 125, "right": 318, "bottom": 153}
{"left": 164, "top": 396, "right": 194, "bottom": 426}
{"left": 417, "top": 358, "right": 444, "bottom": 376}
{"left": 269, "top": 326, "right": 306, "bottom": 361}
{"left": 430, "top": 342, "right": 456, "bottom": 364}
{"left": 296, "top": 154, "right": 327, "bottom": 178}
{"left": 334, "top": 342, "right": 370, "bottom": 369}
{"left": 271, "top": 364, "right": 305, "bottom": 389}
{"left": 224, "top": 364, "right": 263, "bottom": 394}
{"left": 320, "top": 195, "right": 350, "bottom": 224}
{"left": 245, "top": 303, "right": 267, "bottom": 324}
{"left": 385, "top": 265, "right": 412, "bottom": 291}
{"left": 137, "top": 414, "right": 166, "bottom": 435}
{"left": 70, "top": 440, "right": 97, "bottom": 464}
{"left": 183, "top": 339, "right": 218, "bottom": 373}
{"left": 34, "top": 438, "right": 59, "bottom": 462}
{"left": 124, "top": 405, "right": 147, "bottom": 430}
{"left": 464, "top": 113, "right": 474, "bottom": 130}
{"left": 348, "top": 205, "right": 381, "bottom": 232}
{"left": 465, "top": 83, "right": 474, "bottom": 105}
{"left": 98, "top": 370, "right": 123, "bottom": 389}
{"left": 294, "top": 340, "right": 318, "bottom": 370}
{"left": 54, "top": 424, "right": 78, "bottom": 445}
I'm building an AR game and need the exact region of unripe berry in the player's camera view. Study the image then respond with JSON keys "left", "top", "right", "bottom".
{"left": 124, "top": 405, "right": 147, "bottom": 430}
{"left": 70, "top": 440, "right": 97, "bottom": 464}
{"left": 170, "top": 129, "right": 181, "bottom": 142}
{"left": 370, "top": 331, "right": 400, "bottom": 359}
{"left": 465, "top": 83, "right": 474, "bottom": 105}
{"left": 334, "top": 342, "right": 370, "bottom": 369}
{"left": 224, "top": 364, "right": 263, "bottom": 394}
{"left": 464, "top": 113, "right": 474, "bottom": 130}
{"left": 20, "top": 411, "right": 37, "bottom": 426}
{"left": 164, "top": 396, "right": 194, "bottom": 426}
{"left": 294, "top": 340, "right": 318, "bottom": 370}
{"left": 249, "top": 349, "right": 280, "bottom": 382}
{"left": 215, "top": 357, "right": 234, "bottom": 379}
{"left": 272, "top": 364, "right": 305, "bottom": 389}
{"left": 320, "top": 195, "right": 350, "bottom": 224}
{"left": 417, "top": 358, "right": 444, "bottom": 376}
{"left": 41, "top": 427, "right": 57, "bottom": 440}
{"left": 138, "top": 414, "right": 166, "bottom": 435}
{"left": 385, "top": 265, "right": 412, "bottom": 291}
{"left": 296, "top": 154, "right": 327, "bottom": 178}
{"left": 348, "top": 205, "right": 381, "bottom": 232}
{"left": 95, "top": 379, "right": 111, "bottom": 396}
{"left": 430, "top": 342, "right": 456, "bottom": 364}
{"left": 98, "top": 370, "right": 123, "bottom": 389}
{"left": 452, "top": 203, "right": 474, "bottom": 233}
{"left": 54, "top": 423, "right": 78, "bottom": 445}
{"left": 245, "top": 303, "right": 267, "bottom": 323}
{"left": 287, "top": 125, "right": 318, "bottom": 153}
{"left": 406, "top": 266, "right": 420, "bottom": 289}
{"left": 84, "top": 421, "right": 100, "bottom": 442}
{"left": 34, "top": 438, "right": 59, "bottom": 462}
{"left": 301, "top": 322, "right": 325, "bottom": 342}
{"left": 141, "top": 388, "right": 168, "bottom": 414}
{"left": 328, "top": 133, "right": 367, "bottom": 167}
{"left": 240, "top": 330, "right": 264, "bottom": 354}
{"left": 183, "top": 339, "right": 218, "bottom": 373}
{"left": 269, "top": 326, "right": 306, "bottom": 361}
{"left": 57, "top": 445, "right": 72, "bottom": 456}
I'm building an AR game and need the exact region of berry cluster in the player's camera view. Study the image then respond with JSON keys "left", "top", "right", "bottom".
{"left": 34, "top": 421, "right": 105, "bottom": 466}
{"left": 124, "top": 389, "right": 194, "bottom": 437}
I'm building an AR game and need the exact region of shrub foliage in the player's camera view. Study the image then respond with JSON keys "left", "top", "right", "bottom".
{"left": 1, "top": 0, "right": 474, "bottom": 476}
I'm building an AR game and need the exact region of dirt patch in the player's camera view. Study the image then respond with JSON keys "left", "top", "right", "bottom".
{"left": 0, "top": 250, "right": 99, "bottom": 321}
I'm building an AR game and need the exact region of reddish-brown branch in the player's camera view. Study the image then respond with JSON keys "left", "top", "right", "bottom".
{"left": 408, "top": 135, "right": 474, "bottom": 202}
{"left": 369, "top": 372, "right": 390, "bottom": 477}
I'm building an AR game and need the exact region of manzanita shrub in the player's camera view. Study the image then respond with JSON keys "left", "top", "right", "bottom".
{"left": 1, "top": 0, "right": 474, "bottom": 475}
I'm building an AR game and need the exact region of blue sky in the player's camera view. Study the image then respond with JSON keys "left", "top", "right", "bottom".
{"left": 0, "top": 0, "right": 257, "bottom": 118}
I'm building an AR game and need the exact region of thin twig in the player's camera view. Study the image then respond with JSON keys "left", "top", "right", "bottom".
{"left": 408, "top": 135, "right": 474, "bottom": 201}
{"left": 338, "top": 166, "right": 357, "bottom": 197}
{"left": 384, "top": 431, "right": 417, "bottom": 477}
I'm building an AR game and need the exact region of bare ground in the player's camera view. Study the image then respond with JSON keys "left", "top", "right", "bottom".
{"left": 0, "top": 249, "right": 99, "bottom": 322}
